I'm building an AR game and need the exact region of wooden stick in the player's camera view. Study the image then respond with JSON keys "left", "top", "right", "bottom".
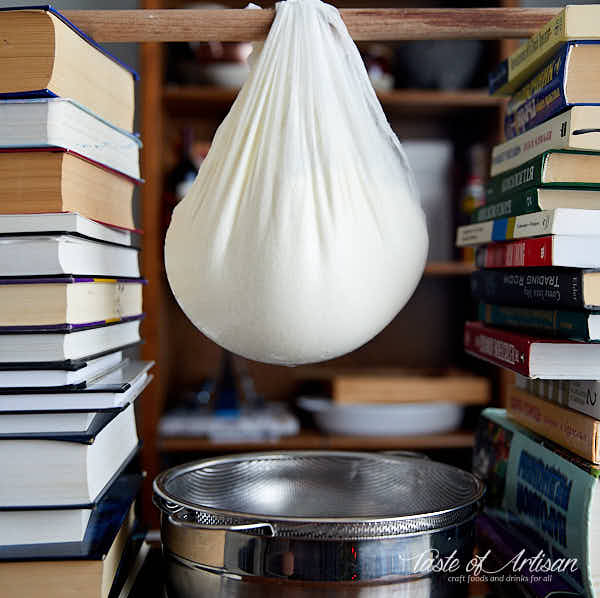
{"left": 61, "top": 8, "right": 559, "bottom": 42}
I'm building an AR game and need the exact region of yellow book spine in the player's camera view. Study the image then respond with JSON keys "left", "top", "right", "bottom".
{"left": 508, "top": 388, "right": 600, "bottom": 464}
{"left": 497, "top": 10, "right": 566, "bottom": 95}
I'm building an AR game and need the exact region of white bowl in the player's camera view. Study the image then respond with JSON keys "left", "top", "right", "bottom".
{"left": 297, "top": 397, "right": 464, "bottom": 436}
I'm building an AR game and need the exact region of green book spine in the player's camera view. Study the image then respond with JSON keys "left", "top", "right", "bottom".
{"left": 485, "top": 154, "right": 547, "bottom": 203}
{"left": 471, "top": 189, "right": 540, "bottom": 223}
{"left": 478, "top": 302, "right": 593, "bottom": 341}
{"left": 486, "top": 150, "right": 600, "bottom": 203}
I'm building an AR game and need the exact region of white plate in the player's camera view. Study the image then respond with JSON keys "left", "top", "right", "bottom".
{"left": 297, "top": 397, "right": 464, "bottom": 436}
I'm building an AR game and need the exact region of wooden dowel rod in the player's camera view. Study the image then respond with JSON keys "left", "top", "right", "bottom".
{"left": 61, "top": 8, "right": 560, "bottom": 42}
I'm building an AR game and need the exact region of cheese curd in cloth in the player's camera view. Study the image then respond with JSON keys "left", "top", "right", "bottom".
{"left": 165, "top": 0, "right": 429, "bottom": 365}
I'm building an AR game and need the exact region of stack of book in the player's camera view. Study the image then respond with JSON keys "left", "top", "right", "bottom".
{"left": 457, "top": 6, "right": 600, "bottom": 598}
{"left": 0, "top": 7, "right": 152, "bottom": 597}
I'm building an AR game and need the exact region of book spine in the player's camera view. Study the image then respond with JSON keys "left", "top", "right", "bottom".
{"left": 476, "top": 513, "right": 578, "bottom": 597}
{"left": 474, "top": 408, "right": 596, "bottom": 594}
{"left": 488, "top": 10, "right": 566, "bottom": 95}
{"left": 471, "top": 189, "right": 541, "bottom": 223}
{"left": 457, "top": 211, "right": 557, "bottom": 246}
{"left": 508, "top": 388, "right": 600, "bottom": 463}
{"left": 491, "top": 111, "right": 572, "bottom": 176}
{"left": 463, "top": 321, "right": 532, "bottom": 376}
{"left": 504, "top": 45, "right": 569, "bottom": 140}
{"left": 475, "top": 237, "right": 554, "bottom": 268}
{"left": 478, "top": 302, "right": 591, "bottom": 341}
{"left": 470, "top": 268, "right": 585, "bottom": 308}
{"left": 517, "top": 376, "right": 600, "bottom": 420}
{"left": 486, "top": 154, "right": 545, "bottom": 203}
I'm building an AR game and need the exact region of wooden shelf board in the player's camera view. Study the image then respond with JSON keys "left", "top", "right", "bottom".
{"left": 163, "top": 86, "right": 506, "bottom": 114}
{"left": 63, "top": 8, "right": 560, "bottom": 43}
{"left": 425, "top": 261, "right": 474, "bottom": 276}
{"left": 159, "top": 429, "right": 475, "bottom": 452}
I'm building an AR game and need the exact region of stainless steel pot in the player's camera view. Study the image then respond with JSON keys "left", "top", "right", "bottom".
{"left": 153, "top": 451, "right": 484, "bottom": 597}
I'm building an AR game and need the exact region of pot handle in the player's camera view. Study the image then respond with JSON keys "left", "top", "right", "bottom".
{"left": 168, "top": 513, "right": 276, "bottom": 536}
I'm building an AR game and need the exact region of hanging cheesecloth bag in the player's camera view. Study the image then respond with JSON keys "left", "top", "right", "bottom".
{"left": 165, "top": 0, "right": 429, "bottom": 366}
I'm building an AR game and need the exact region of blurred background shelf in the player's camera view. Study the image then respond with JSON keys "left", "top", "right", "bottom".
{"left": 163, "top": 85, "right": 507, "bottom": 114}
{"left": 158, "top": 429, "right": 475, "bottom": 452}
{"left": 425, "top": 261, "right": 475, "bottom": 276}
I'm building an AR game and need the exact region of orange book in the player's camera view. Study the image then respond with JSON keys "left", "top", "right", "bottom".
{"left": 0, "top": 149, "right": 136, "bottom": 231}
{"left": 508, "top": 387, "right": 600, "bottom": 463}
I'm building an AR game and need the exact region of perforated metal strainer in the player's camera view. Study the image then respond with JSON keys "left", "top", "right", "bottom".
{"left": 154, "top": 451, "right": 484, "bottom": 540}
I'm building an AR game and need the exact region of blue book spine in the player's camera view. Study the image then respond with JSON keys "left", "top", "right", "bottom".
{"left": 504, "top": 44, "right": 570, "bottom": 140}
{"left": 489, "top": 59, "right": 509, "bottom": 95}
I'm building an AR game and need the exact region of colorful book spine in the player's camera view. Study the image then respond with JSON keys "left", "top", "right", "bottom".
{"left": 491, "top": 108, "right": 598, "bottom": 176}
{"left": 471, "top": 268, "right": 594, "bottom": 309}
{"left": 485, "top": 151, "right": 600, "bottom": 203}
{"left": 474, "top": 408, "right": 600, "bottom": 595}
{"left": 464, "top": 321, "right": 538, "bottom": 377}
{"left": 504, "top": 43, "right": 577, "bottom": 140}
{"left": 486, "top": 153, "right": 546, "bottom": 203}
{"left": 476, "top": 513, "right": 581, "bottom": 598}
{"left": 455, "top": 209, "right": 590, "bottom": 246}
{"left": 478, "top": 302, "right": 595, "bottom": 342}
{"left": 508, "top": 388, "right": 600, "bottom": 463}
{"left": 475, "top": 237, "right": 555, "bottom": 268}
{"left": 516, "top": 375, "right": 600, "bottom": 421}
{"left": 488, "top": 7, "right": 579, "bottom": 96}
{"left": 471, "top": 189, "right": 543, "bottom": 223}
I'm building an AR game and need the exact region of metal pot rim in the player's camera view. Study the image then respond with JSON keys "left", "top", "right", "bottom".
{"left": 153, "top": 450, "right": 485, "bottom": 535}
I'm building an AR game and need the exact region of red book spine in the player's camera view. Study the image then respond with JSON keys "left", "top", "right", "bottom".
{"left": 476, "top": 236, "right": 553, "bottom": 268}
{"left": 463, "top": 321, "right": 532, "bottom": 376}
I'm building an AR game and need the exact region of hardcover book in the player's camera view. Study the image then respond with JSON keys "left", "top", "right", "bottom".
{"left": 478, "top": 302, "right": 600, "bottom": 342}
{"left": 0, "top": 149, "right": 138, "bottom": 231}
{"left": 0, "top": 213, "right": 136, "bottom": 247}
{"left": 0, "top": 350, "right": 124, "bottom": 391}
{"left": 485, "top": 150, "right": 600, "bottom": 203}
{"left": 0, "top": 360, "right": 153, "bottom": 412}
{"left": 0, "top": 235, "right": 140, "bottom": 278}
{"left": 0, "top": 276, "right": 145, "bottom": 327}
{"left": 507, "top": 387, "right": 600, "bottom": 463}
{"left": 515, "top": 374, "right": 600, "bottom": 421}
{"left": 471, "top": 187, "right": 600, "bottom": 224}
{"left": 491, "top": 106, "right": 600, "bottom": 176}
{"left": 476, "top": 512, "right": 581, "bottom": 598}
{"left": 1, "top": 491, "right": 142, "bottom": 598}
{"left": 0, "top": 5, "right": 137, "bottom": 131}
{"left": 473, "top": 408, "right": 600, "bottom": 595}
{"left": 456, "top": 207, "right": 600, "bottom": 246}
{"left": 488, "top": 5, "right": 600, "bottom": 95}
{"left": 0, "top": 316, "right": 143, "bottom": 365}
{"left": 474, "top": 235, "right": 600, "bottom": 269}
{"left": 0, "top": 402, "right": 140, "bottom": 507}
{"left": 0, "top": 408, "right": 120, "bottom": 438}
{"left": 505, "top": 42, "right": 600, "bottom": 139}
{"left": 0, "top": 99, "right": 141, "bottom": 181}
{"left": 0, "top": 473, "right": 141, "bottom": 547}
{"left": 463, "top": 320, "right": 600, "bottom": 379}
{"left": 470, "top": 267, "right": 600, "bottom": 310}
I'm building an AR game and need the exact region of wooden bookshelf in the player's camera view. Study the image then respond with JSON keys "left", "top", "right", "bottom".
{"left": 159, "top": 429, "right": 475, "bottom": 453}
